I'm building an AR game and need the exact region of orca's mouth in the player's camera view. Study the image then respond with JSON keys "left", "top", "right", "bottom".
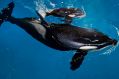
{"left": 112, "top": 39, "right": 118, "bottom": 46}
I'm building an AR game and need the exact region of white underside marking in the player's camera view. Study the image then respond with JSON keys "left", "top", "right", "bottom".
{"left": 30, "top": 21, "right": 46, "bottom": 39}
{"left": 79, "top": 46, "right": 97, "bottom": 50}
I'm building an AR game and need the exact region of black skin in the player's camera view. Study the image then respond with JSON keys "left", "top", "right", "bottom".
{"left": 0, "top": 2, "right": 118, "bottom": 70}
{"left": 46, "top": 8, "right": 84, "bottom": 24}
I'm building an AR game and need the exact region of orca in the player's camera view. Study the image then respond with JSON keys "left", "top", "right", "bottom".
{"left": 0, "top": 2, "right": 118, "bottom": 70}
{"left": 45, "top": 8, "right": 86, "bottom": 24}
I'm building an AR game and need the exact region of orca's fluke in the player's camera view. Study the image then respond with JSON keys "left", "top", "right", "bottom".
{"left": 70, "top": 50, "right": 87, "bottom": 70}
{"left": 0, "top": 2, "right": 14, "bottom": 26}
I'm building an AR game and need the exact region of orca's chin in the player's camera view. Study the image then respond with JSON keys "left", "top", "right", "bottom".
{"left": 112, "top": 39, "right": 118, "bottom": 46}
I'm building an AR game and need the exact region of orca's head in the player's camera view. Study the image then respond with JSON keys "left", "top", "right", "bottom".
{"left": 79, "top": 39, "right": 118, "bottom": 51}
{"left": 68, "top": 8, "right": 86, "bottom": 18}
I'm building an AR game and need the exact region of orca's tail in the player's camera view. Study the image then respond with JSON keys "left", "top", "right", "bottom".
{"left": 0, "top": 2, "right": 14, "bottom": 26}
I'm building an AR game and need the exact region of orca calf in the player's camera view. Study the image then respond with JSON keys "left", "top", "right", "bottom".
{"left": 45, "top": 8, "right": 86, "bottom": 24}
{"left": 0, "top": 2, "right": 117, "bottom": 70}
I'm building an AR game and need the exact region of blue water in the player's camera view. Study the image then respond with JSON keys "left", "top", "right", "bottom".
{"left": 0, "top": 0, "right": 119, "bottom": 79}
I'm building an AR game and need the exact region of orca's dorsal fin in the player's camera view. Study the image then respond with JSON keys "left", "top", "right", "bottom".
{"left": 70, "top": 50, "right": 88, "bottom": 70}
{"left": 35, "top": 11, "right": 50, "bottom": 28}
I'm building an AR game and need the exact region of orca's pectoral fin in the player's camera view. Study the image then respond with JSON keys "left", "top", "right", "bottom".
{"left": 70, "top": 50, "right": 88, "bottom": 70}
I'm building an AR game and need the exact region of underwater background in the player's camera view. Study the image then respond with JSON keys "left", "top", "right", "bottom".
{"left": 0, "top": 0, "right": 119, "bottom": 79}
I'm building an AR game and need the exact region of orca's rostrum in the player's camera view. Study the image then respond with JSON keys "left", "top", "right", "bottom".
{"left": 0, "top": 2, "right": 118, "bottom": 70}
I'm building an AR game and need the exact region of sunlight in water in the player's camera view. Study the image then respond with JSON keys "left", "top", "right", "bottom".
{"left": 34, "top": 0, "right": 55, "bottom": 18}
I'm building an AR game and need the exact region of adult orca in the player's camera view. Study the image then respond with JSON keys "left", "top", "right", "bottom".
{"left": 0, "top": 2, "right": 117, "bottom": 70}
{"left": 45, "top": 8, "right": 86, "bottom": 24}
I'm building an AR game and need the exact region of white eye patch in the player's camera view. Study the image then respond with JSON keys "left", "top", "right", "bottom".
{"left": 79, "top": 46, "right": 97, "bottom": 50}
{"left": 68, "top": 14, "right": 76, "bottom": 17}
